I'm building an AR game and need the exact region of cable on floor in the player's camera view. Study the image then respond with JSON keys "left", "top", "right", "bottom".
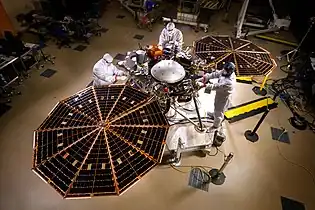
{"left": 270, "top": 78, "right": 315, "bottom": 133}
{"left": 165, "top": 144, "right": 226, "bottom": 183}
{"left": 276, "top": 129, "right": 315, "bottom": 186}
{"left": 168, "top": 164, "right": 212, "bottom": 183}
{"left": 168, "top": 117, "right": 213, "bottom": 126}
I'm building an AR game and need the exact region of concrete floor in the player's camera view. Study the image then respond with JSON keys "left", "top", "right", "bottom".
{"left": 1, "top": 2, "right": 315, "bottom": 210}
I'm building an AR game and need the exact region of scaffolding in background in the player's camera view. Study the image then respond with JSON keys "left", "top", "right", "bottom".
{"left": 162, "top": 0, "right": 231, "bottom": 32}
{"left": 235, "top": 0, "right": 291, "bottom": 38}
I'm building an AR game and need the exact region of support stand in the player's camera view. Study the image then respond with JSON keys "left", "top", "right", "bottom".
{"left": 209, "top": 153, "right": 234, "bottom": 185}
{"left": 192, "top": 92, "right": 205, "bottom": 132}
{"left": 244, "top": 94, "right": 278, "bottom": 142}
{"left": 252, "top": 68, "right": 274, "bottom": 96}
{"left": 170, "top": 91, "right": 205, "bottom": 132}
{"left": 170, "top": 138, "right": 183, "bottom": 166}
{"left": 252, "top": 86, "right": 267, "bottom": 96}
{"left": 277, "top": 17, "right": 315, "bottom": 65}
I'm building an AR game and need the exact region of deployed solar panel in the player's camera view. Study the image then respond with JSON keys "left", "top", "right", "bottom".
{"left": 194, "top": 35, "right": 277, "bottom": 76}
{"left": 32, "top": 85, "right": 169, "bottom": 198}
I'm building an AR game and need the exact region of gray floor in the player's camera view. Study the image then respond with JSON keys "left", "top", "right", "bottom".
{"left": 1, "top": 2, "right": 315, "bottom": 210}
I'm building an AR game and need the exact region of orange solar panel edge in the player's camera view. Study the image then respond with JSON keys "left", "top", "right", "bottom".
{"left": 0, "top": 1, "right": 15, "bottom": 37}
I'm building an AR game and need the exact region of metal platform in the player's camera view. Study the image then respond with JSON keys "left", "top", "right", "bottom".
{"left": 167, "top": 124, "right": 214, "bottom": 151}
{"left": 166, "top": 88, "right": 215, "bottom": 151}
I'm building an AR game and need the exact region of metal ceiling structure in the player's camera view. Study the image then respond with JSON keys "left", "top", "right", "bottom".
{"left": 32, "top": 85, "right": 169, "bottom": 198}
{"left": 194, "top": 35, "right": 277, "bottom": 76}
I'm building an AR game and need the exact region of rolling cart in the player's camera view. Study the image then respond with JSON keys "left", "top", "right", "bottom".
{"left": 0, "top": 56, "right": 21, "bottom": 96}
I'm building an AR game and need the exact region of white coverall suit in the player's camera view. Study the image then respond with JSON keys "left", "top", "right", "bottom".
{"left": 93, "top": 55, "right": 125, "bottom": 86}
{"left": 158, "top": 23, "right": 183, "bottom": 52}
{"left": 202, "top": 70, "right": 236, "bottom": 128}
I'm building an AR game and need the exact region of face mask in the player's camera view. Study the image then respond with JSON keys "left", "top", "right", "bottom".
{"left": 103, "top": 59, "right": 112, "bottom": 65}
{"left": 222, "top": 69, "right": 232, "bottom": 77}
{"left": 167, "top": 30, "right": 174, "bottom": 36}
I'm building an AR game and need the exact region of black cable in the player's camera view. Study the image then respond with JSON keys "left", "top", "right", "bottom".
{"left": 270, "top": 77, "right": 315, "bottom": 133}
{"left": 204, "top": 146, "right": 218, "bottom": 156}
{"left": 168, "top": 116, "right": 213, "bottom": 125}
{"left": 168, "top": 116, "right": 212, "bottom": 121}
{"left": 164, "top": 138, "right": 215, "bottom": 175}
{"left": 169, "top": 120, "right": 213, "bottom": 126}
{"left": 169, "top": 119, "right": 213, "bottom": 123}
{"left": 173, "top": 97, "right": 202, "bottom": 112}
{"left": 169, "top": 122, "right": 193, "bottom": 126}
{"left": 168, "top": 164, "right": 211, "bottom": 183}
{"left": 167, "top": 146, "right": 226, "bottom": 184}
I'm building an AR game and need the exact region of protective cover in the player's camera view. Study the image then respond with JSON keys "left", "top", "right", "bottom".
{"left": 151, "top": 60, "right": 186, "bottom": 84}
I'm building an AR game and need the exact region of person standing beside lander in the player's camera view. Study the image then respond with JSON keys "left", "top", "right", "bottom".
{"left": 196, "top": 62, "right": 236, "bottom": 130}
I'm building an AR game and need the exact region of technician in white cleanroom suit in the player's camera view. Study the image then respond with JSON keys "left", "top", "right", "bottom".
{"left": 158, "top": 22, "right": 183, "bottom": 51}
{"left": 93, "top": 53, "right": 126, "bottom": 86}
{"left": 196, "top": 62, "right": 236, "bottom": 129}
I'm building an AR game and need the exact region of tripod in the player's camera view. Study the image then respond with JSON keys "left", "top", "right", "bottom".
{"left": 277, "top": 17, "right": 315, "bottom": 68}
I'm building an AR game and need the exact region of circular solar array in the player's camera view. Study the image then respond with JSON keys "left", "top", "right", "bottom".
{"left": 32, "top": 85, "right": 169, "bottom": 198}
{"left": 194, "top": 35, "right": 277, "bottom": 76}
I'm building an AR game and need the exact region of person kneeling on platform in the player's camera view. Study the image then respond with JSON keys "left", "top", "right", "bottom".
{"left": 93, "top": 53, "right": 127, "bottom": 86}
{"left": 196, "top": 62, "right": 236, "bottom": 130}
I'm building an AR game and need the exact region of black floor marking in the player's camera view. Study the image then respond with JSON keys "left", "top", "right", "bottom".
{"left": 281, "top": 196, "right": 305, "bottom": 210}
{"left": 100, "top": 28, "right": 109, "bottom": 33}
{"left": 0, "top": 103, "right": 11, "bottom": 117}
{"left": 133, "top": 34, "right": 144, "bottom": 40}
{"left": 271, "top": 127, "right": 290, "bottom": 144}
{"left": 188, "top": 168, "right": 210, "bottom": 192}
{"left": 40, "top": 69, "right": 57, "bottom": 78}
{"left": 116, "top": 15, "right": 125, "bottom": 19}
{"left": 73, "top": 45, "right": 87, "bottom": 52}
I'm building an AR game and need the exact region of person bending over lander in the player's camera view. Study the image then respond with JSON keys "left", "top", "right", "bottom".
{"left": 196, "top": 62, "right": 236, "bottom": 130}
{"left": 158, "top": 22, "right": 183, "bottom": 52}
{"left": 93, "top": 53, "right": 127, "bottom": 86}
